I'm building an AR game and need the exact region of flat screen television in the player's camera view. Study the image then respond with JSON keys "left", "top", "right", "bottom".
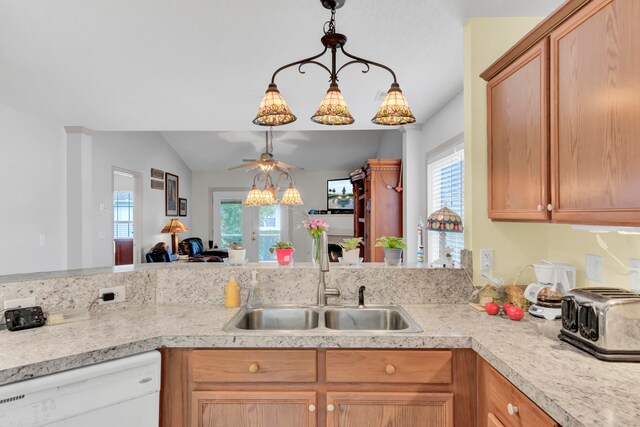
{"left": 327, "top": 178, "right": 354, "bottom": 213}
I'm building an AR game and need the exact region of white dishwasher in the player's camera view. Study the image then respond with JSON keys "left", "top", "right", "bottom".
{"left": 0, "top": 351, "right": 161, "bottom": 427}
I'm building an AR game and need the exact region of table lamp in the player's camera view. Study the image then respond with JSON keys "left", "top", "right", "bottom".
{"left": 161, "top": 219, "right": 188, "bottom": 255}
{"left": 427, "top": 207, "right": 463, "bottom": 268}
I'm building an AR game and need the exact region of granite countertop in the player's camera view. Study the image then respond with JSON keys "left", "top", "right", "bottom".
{"left": 0, "top": 304, "right": 638, "bottom": 427}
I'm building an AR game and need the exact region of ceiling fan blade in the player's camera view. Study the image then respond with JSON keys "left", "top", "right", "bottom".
{"left": 276, "top": 161, "right": 303, "bottom": 170}
{"left": 228, "top": 161, "right": 262, "bottom": 170}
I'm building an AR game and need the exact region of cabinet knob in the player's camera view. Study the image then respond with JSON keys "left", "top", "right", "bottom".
{"left": 537, "top": 204, "right": 543, "bottom": 212}
{"left": 547, "top": 204, "right": 554, "bottom": 211}
{"left": 308, "top": 404, "right": 316, "bottom": 412}
{"left": 248, "top": 363, "right": 259, "bottom": 373}
{"left": 385, "top": 364, "right": 396, "bottom": 375}
{"left": 327, "top": 404, "right": 335, "bottom": 412}
{"left": 507, "top": 403, "right": 519, "bottom": 415}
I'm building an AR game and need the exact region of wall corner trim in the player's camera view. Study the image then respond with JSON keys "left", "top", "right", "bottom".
{"left": 64, "top": 126, "right": 94, "bottom": 136}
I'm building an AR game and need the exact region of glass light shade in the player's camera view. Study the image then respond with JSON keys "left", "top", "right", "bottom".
{"left": 427, "top": 207, "right": 463, "bottom": 232}
{"left": 253, "top": 84, "right": 297, "bottom": 126}
{"left": 281, "top": 183, "right": 304, "bottom": 205}
{"left": 261, "top": 189, "right": 277, "bottom": 205}
{"left": 161, "top": 219, "right": 189, "bottom": 233}
{"left": 371, "top": 83, "right": 416, "bottom": 126}
{"left": 310, "top": 83, "right": 354, "bottom": 125}
{"left": 244, "top": 185, "right": 264, "bottom": 207}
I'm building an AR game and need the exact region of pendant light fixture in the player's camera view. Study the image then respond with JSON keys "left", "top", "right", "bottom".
{"left": 252, "top": 0, "right": 415, "bottom": 127}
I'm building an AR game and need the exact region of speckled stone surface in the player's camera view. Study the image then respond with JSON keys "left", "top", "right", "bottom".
{"left": 0, "top": 304, "right": 639, "bottom": 426}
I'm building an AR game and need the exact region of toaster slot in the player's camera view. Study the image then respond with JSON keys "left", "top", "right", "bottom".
{"left": 561, "top": 296, "right": 578, "bottom": 333}
{"left": 578, "top": 303, "right": 599, "bottom": 342}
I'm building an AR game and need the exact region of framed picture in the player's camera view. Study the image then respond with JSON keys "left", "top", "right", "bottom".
{"left": 327, "top": 178, "right": 354, "bottom": 214}
{"left": 179, "top": 198, "right": 187, "bottom": 217}
{"left": 151, "top": 180, "right": 164, "bottom": 190}
{"left": 151, "top": 168, "right": 164, "bottom": 180}
{"left": 165, "top": 173, "right": 179, "bottom": 216}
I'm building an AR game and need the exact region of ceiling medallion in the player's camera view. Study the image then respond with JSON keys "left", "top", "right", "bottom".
{"left": 252, "top": 0, "right": 416, "bottom": 127}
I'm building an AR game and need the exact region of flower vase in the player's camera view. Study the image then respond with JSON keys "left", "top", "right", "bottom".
{"left": 311, "top": 236, "right": 321, "bottom": 266}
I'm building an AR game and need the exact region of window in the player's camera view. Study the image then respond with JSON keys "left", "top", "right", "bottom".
{"left": 427, "top": 140, "right": 464, "bottom": 264}
{"left": 113, "top": 191, "right": 134, "bottom": 238}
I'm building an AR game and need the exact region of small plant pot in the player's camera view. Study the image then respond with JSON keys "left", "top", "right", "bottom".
{"left": 342, "top": 248, "right": 360, "bottom": 265}
{"left": 384, "top": 248, "right": 403, "bottom": 267}
{"left": 275, "top": 248, "right": 294, "bottom": 265}
{"left": 228, "top": 249, "right": 246, "bottom": 265}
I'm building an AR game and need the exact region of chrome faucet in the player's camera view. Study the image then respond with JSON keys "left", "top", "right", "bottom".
{"left": 317, "top": 231, "right": 340, "bottom": 306}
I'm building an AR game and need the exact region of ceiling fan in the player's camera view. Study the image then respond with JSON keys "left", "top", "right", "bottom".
{"left": 228, "top": 131, "right": 303, "bottom": 173}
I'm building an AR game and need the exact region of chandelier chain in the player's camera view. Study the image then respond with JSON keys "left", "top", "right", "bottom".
{"left": 324, "top": 8, "right": 336, "bottom": 35}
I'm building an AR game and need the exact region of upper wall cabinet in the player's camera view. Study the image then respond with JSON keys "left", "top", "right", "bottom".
{"left": 483, "top": 0, "right": 640, "bottom": 226}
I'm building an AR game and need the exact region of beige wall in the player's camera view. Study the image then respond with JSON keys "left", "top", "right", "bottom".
{"left": 463, "top": 18, "right": 640, "bottom": 289}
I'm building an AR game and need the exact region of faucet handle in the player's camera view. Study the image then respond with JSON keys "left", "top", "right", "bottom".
{"left": 358, "top": 286, "right": 366, "bottom": 308}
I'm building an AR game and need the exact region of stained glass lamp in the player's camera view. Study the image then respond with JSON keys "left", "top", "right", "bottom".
{"left": 310, "top": 83, "right": 355, "bottom": 125}
{"left": 281, "top": 182, "right": 304, "bottom": 205}
{"left": 161, "top": 219, "right": 189, "bottom": 255}
{"left": 253, "top": 84, "right": 297, "bottom": 126}
{"left": 371, "top": 83, "right": 416, "bottom": 126}
{"left": 427, "top": 207, "right": 462, "bottom": 268}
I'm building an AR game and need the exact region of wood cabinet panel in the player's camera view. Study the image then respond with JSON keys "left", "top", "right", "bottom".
{"left": 192, "top": 349, "right": 317, "bottom": 383}
{"left": 488, "top": 413, "right": 506, "bottom": 427}
{"left": 488, "top": 40, "right": 549, "bottom": 221}
{"left": 192, "top": 390, "right": 317, "bottom": 427}
{"left": 550, "top": 0, "right": 640, "bottom": 224}
{"left": 325, "top": 350, "right": 452, "bottom": 384}
{"left": 326, "top": 391, "right": 453, "bottom": 427}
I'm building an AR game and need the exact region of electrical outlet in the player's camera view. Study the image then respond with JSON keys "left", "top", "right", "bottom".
{"left": 631, "top": 258, "right": 640, "bottom": 291}
{"left": 98, "top": 286, "right": 126, "bottom": 305}
{"left": 4, "top": 297, "right": 36, "bottom": 310}
{"left": 480, "top": 248, "right": 494, "bottom": 271}
{"left": 585, "top": 254, "right": 603, "bottom": 283}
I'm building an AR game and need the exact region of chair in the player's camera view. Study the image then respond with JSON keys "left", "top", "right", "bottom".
{"left": 145, "top": 242, "right": 172, "bottom": 263}
{"left": 328, "top": 243, "right": 343, "bottom": 262}
{"left": 179, "top": 237, "right": 228, "bottom": 259}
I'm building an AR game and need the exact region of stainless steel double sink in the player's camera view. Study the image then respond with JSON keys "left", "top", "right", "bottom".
{"left": 223, "top": 305, "right": 422, "bottom": 333}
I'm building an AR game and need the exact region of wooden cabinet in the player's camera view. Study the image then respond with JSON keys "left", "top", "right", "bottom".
{"left": 487, "top": 40, "right": 549, "bottom": 221}
{"left": 483, "top": 0, "right": 640, "bottom": 226}
{"left": 477, "top": 358, "right": 559, "bottom": 427}
{"left": 351, "top": 159, "right": 403, "bottom": 262}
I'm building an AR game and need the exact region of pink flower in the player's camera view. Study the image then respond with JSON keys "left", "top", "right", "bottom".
{"left": 311, "top": 224, "right": 317, "bottom": 229}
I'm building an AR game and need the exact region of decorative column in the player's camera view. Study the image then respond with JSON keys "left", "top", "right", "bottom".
{"left": 400, "top": 124, "right": 423, "bottom": 264}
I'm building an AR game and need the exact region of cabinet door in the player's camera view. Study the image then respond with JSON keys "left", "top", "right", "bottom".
{"left": 550, "top": 0, "right": 640, "bottom": 225}
{"left": 487, "top": 413, "right": 506, "bottom": 427}
{"left": 326, "top": 391, "right": 453, "bottom": 427}
{"left": 487, "top": 39, "right": 549, "bottom": 221}
{"left": 191, "top": 391, "right": 317, "bottom": 427}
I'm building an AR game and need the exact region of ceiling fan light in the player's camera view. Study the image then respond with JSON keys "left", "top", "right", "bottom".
{"left": 261, "top": 189, "right": 277, "bottom": 205}
{"left": 371, "top": 83, "right": 416, "bottom": 126}
{"left": 281, "top": 183, "right": 304, "bottom": 205}
{"left": 253, "top": 84, "right": 297, "bottom": 126}
{"left": 310, "top": 83, "right": 354, "bottom": 126}
{"left": 244, "top": 185, "right": 264, "bottom": 207}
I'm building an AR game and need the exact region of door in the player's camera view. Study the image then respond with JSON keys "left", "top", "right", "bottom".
{"left": 487, "top": 413, "right": 505, "bottom": 427}
{"left": 326, "top": 391, "right": 453, "bottom": 427}
{"left": 213, "top": 191, "right": 289, "bottom": 262}
{"left": 487, "top": 39, "right": 549, "bottom": 221}
{"left": 550, "top": 0, "right": 640, "bottom": 225}
{"left": 113, "top": 169, "right": 142, "bottom": 265}
{"left": 191, "top": 391, "right": 317, "bottom": 427}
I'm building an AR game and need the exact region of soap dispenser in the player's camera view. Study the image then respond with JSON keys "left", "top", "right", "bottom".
{"left": 224, "top": 273, "right": 241, "bottom": 308}
{"left": 247, "top": 270, "right": 263, "bottom": 308}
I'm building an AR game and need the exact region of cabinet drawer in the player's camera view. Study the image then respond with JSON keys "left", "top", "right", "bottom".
{"left": 192, "top": 349, "right": 317, "bottom": 383}
{"left": 483, "top": 360, "right": 558, "bottom": 427}
{"left": 325, "top": 350, "right": 452, "bottom": 384}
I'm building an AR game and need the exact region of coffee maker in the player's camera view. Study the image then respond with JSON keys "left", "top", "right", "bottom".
{"left": 524, "top": 262, "right": 576, "bottom": 320}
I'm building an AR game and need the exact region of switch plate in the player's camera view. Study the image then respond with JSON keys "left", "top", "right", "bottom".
{"left": 480, "top": 248, "right": 494, "bottom": 271}
{"left": 39, "top": 234, "right": 46, "bottom": 247}
{"left": 4, "top": 297, "right": 37, "bottom": 310}
{"left": 585, "top": 254, "right": 603, "bottom": 283}
{"left": 631, "top": 259, "right": 640, "bottom": 291}
{"left": 98, "top": 286, "right": 126, "bottom": 305}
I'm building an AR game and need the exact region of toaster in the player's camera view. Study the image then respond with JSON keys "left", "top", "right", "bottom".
{"left": 559, "top": 287, "right": 640, "bottom": 361}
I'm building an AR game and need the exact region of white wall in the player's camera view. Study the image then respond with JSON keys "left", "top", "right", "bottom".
{"left": 0, "top": 104, "right": 68, "bottom": 275}
{"left": 192, "top": 170, "right": 353, "bottom": 261}
{"left": 91, "top": 132, "right": 192, "bottom": 266}
{"left": 376, "top": 130, "right": 403, "bottom": 158}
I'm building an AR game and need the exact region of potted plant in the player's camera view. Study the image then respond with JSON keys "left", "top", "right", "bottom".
{"left": 227, "top": 241, "right": 246, "bottom": 265}
{"left": 269, "top": 241, "right": 295, "bottom": 265}
{"left": 375, "top": 236, "right": 407, "bottom": 266}
{"left": 339, "top": 237, "right": 363, "bottom": 265}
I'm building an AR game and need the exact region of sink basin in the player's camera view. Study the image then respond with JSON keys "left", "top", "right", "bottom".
{"left": 232, "top": 306, "right": 319, "bottom": 330}
{"left": 324, "top": 307, "right": 418, "bottom": 331}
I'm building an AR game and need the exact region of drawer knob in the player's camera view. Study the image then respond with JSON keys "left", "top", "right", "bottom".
{"left": 327, "top": 404, "right": 335, "bottom": 412}
{"left": 507, "top": 403, "right": 519, "bottom": 416}
{"left": 385, "top": 364, "right": 396, "bottom": 375}
{"left": 308, "top": 404, "right": 316, "bottom": 412}
{"left": 248, "top": 363, "right": 260, "bottom": 373}
{"left": 547, "top": 204, "right": 554, "bottom": 211}
{"left": 537, "top": 204, "right": 543, "bottom": 212}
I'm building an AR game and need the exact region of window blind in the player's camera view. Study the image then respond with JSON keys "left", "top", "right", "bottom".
{"left": 427, "top": 143, "right": 464, "bottom": 264}
{"left": 113, "top": 191, "right": 134, "bottom": 239}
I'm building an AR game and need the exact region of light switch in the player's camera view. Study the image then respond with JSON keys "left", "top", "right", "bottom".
{"left": 39, "top": 234, "right": 46, "bottom": 246}
{"left": 585, "top": 254, "right": 603, "bottom": 283}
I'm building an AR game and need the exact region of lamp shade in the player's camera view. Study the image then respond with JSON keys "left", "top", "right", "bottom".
{"left": 261, "top": 189, "right": 277, "bottom": 205}
{"left": 244, "top": 184, "right": 264, "bottom": 207}
{"left": 281, "top": 183, "right": 304, "bottom": 205}
{"left": 311, "top": 83, "right": 355, "bottom": 125}
{"left": 371, "top": 83, "right": 416, "bottom": 126}
{"left": 426, "top": 207, "right": 463, "bottom": 232}
{"left": 253, "top": 84, "right": 297, "bottom": 126}
{"left": 161, "top": 219, "right": 189, "bottom": 234}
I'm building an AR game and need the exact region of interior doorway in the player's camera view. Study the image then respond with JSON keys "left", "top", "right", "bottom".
{"left": 113, "top": 168, "right": 142, "bottom": 265}
{"left": 212, "top": 191, "right": 289, "bottom": 262}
